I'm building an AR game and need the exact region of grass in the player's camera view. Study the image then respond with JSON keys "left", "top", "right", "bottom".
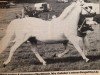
{"left": 0, "top": 40, "right": 100, "bottom": 72}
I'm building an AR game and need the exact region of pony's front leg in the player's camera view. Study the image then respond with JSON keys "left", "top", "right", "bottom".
{"left": 57, "top": 47, "right": 70, "bottom": 58}
{"left": 67, "top": 36, "right": 89, "bottom": 62}
{"left": 29, "top": 43, "right": 46, "bottom": 65}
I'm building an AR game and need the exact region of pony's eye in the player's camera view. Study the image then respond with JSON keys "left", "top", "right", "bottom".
{"left": 85, "top": 7, "right": 88, "bottom": 9}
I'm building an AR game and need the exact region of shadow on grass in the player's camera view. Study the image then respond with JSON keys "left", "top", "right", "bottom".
{"left": 32, "top": 55, "right": 100, "bottom": 65}
{"left": 1, "top": 55, "right": 100, "bottom": 67}
{"left": 39, "top": 55, "right": 100, "bottom": 65}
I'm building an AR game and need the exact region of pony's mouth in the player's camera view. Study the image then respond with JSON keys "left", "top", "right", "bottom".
{"left": 82, "top": 12, "right": 96, "bottom": 17}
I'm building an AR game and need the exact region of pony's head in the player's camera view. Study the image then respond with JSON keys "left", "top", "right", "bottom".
{"left": 81, "top": 3, "right": 96, "bottom": 17}
{"left": 76, "top": 0, "right": 96, "bottom": 16}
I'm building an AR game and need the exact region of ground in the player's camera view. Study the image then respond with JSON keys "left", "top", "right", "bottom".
{"left": 0, "top": 0, "right": 100, "bottom": 72}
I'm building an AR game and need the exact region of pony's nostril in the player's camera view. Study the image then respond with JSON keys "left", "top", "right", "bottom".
{"left": 93, "top": 12, "right": 96, "bottom": 17}
{"left": 89, "top": 6, "right": 92, "bottom": 9}
{"left": 85, "top": 7, "right": 88, "bottom": 9}
{"left": 94, "top": 12, "right": 96, "bottom": 15}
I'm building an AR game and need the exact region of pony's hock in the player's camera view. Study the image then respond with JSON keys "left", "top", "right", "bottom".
{"left": 0, "top": 0, "right": 97, "bottom": 65}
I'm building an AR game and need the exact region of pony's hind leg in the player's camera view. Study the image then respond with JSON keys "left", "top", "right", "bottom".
{"left": 3, "top": 34, "right": 29, "bottom": 66}
{"left": 67, "top": 36, "right": 89, "bottom": 62}
{"left": 30, "top": 44, "right": 46, "bottom": 65}
{"left": 3, "top": 41, "right": 24, "bottom": 66}
{"left": 28, "top": 38, "right": 46, "bottom": 65}
{"left": 57, "top": 40, "right": 70, "bottom": 57}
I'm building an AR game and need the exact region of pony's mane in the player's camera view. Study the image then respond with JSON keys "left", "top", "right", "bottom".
{"left": 58, "top": 2, "right": 77, "bottom": 20}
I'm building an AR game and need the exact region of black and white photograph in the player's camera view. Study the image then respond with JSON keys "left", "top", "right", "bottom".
{"left": 0, "top": 0, "right": 100, "bottom": 74}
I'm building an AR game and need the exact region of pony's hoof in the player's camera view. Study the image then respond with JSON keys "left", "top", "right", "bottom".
{"left": 86, "top": 58, "right": 89, "bottom": 62}
{"left": 43, "top": 62, "right": 46, "bottom": 66}
{"left": 57, "top": 54, "right": 62, "bottom": 58}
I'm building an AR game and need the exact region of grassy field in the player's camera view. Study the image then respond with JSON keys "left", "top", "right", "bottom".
{"left": 0, "top": 0, "right": 100, "bottom": 73}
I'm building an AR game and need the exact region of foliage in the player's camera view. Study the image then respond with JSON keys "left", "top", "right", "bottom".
{"left": 15, "top": 0, "right": 45, "bottom": 3}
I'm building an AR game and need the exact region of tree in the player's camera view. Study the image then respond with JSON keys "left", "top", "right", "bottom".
{"left": 15, "top": 0, "right": 44, "bottom": 3}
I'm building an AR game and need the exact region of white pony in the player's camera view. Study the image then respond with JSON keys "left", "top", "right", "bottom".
{"left": 0, "top": 0, "right": 96, "bottom": 66}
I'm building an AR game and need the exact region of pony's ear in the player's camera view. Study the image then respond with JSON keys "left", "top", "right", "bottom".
{"left": 79, "top": 0, "right": 85, "bottom": 6}
{"left": 76, "top": 0, "right": 82, "bottom": 2}
{"left": 76, "top": 0, "right": 84, "bottom": 4}
{"left": 78, "top": 0, "right": 85, "bottom": 4}
{"left": 79, "top": 0, "right": 84, "bottom": 2}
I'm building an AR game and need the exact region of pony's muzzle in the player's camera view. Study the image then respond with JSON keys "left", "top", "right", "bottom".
{"left": 92, "top": 12, "right": 96, "bottom": 17}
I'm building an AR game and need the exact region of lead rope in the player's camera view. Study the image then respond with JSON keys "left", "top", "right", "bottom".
{"left": 78, "top": 18, "right": 86, "bottom": 31}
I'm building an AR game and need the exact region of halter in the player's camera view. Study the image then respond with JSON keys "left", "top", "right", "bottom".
{"left": 81, "top": 6, "right": 92, "bottom": 15}
{"left": 78, "top": 6, "right": 95, "bottom": 31}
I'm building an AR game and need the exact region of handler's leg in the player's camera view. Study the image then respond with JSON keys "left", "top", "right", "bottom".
{"left": 82, "top": 36, "right": 90, "bottom": 55}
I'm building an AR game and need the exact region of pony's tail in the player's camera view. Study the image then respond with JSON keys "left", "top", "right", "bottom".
{"left": 0, "top": 21, "right": 15, "bottom": 54}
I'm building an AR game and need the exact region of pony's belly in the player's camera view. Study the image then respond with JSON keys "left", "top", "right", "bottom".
{"left": 39, "top": 39, "right": 67, "bottom": 44}
{"left": 36, "top": 34, "right": 66, "bottom": 43}
{"left": 41, "top": 40, "right": 66, "bottom": 44}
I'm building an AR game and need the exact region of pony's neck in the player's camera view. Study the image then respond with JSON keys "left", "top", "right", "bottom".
{"left": 63, "top": 3, "right": 81, "bottom": 26}
{"left": 57, "top": 2, "right": 77, "bottom": 20}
